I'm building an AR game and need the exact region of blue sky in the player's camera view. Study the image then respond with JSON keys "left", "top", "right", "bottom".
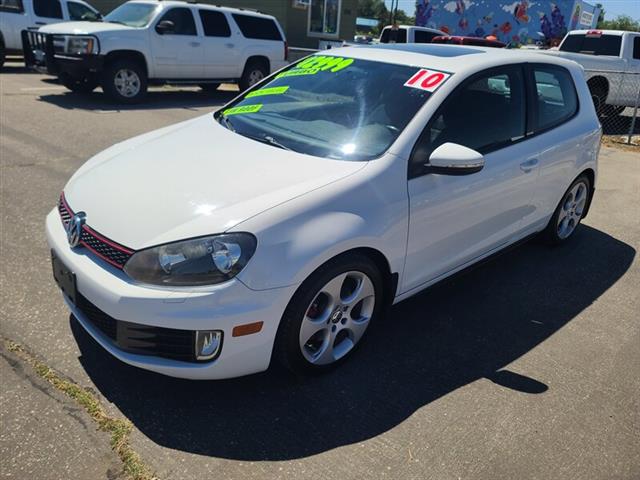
{"left": 384, "top": 0, "right": 640, "bottom": 20}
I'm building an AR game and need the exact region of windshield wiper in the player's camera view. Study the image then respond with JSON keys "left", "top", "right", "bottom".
{"left": 219, "top": 115, "right": 235, "bottom": 132}
{"left": 260, "top": 135, "right": 292, "bottom": 151}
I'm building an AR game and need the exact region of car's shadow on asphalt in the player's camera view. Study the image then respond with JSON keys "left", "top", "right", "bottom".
{"left": 37, "top": 88, "right": 237, "bottom": 112}
{"left": 71, "top": 225, "right": 635, "bottom": 461}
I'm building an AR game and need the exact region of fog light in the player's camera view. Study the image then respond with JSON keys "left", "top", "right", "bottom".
{"left": 195, "top": 330, "right": 223, "bottom": 361}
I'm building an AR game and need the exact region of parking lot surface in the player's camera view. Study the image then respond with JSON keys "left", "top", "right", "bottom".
{"left": 1, "top": 62, "right": 639, "bottom": 480}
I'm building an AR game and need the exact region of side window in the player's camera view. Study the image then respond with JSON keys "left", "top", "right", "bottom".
{"left": 411, "top": 66, "right": 526, "bottom": 176}
{"left": 232, "top": 14, "right": 282, "bottom": 41}
{"left": 634, "top": 36, "right": 640, "bottom": 60}
{"left": 414, "top": 30, "right": 436, "bottom": 43}
{"left": 0, "top": 0, "right": 24, "bottom": 13}
{"left": 199, "top": 10, "right": 231, "bottom": 37}
{"left": 68, "top": 2, "right": 100, "bottom": 21}
{"left": 532, "top": 65, "right": 578, "bottom": 132}
{"left": 156, "top": 8, "right": 197, "bottom": 36}
{"left": 33, "top": 0, "right": 62, "bottom": 18}
{"left": 380, "top": 28, "right": 406, "bottom": 43}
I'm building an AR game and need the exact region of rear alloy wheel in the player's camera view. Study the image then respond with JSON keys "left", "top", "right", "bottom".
{"left": 543, "top": 175, "right": 591, "bottom": 244}
{"left": 101, "top": 59, "right": 147, "bottom": 104}
{"left": 239, "top": 61, "right": 267, "bottom": 91}
{"left": 276, "top": 253, "right": 383, "bottom": 375}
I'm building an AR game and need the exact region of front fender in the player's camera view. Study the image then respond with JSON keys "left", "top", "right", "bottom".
{"left": 233, "top": 154, "right": 409, "bottom": 292}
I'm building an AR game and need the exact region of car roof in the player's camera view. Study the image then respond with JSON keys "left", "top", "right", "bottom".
{"left": 130, "top": 0, "right": 277, "bottom": 19}
{"left": 323, "top": 43, "right": 579, "bottom": 75}
{"left": 383, "top": 24, "right": 443, "bottom": 32}
{"left": 567, "top": 29, "right": 632, "bottom": 36}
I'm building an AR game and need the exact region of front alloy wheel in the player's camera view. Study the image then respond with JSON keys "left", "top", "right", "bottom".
{"left": 276, "top": 253, "right": 383, "bottom": 375}
{"left": 300, "top": 271, "right": 375, "bottom": 365}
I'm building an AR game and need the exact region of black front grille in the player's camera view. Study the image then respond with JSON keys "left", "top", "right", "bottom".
{"left": 58, "top": 194, "right": 134, "bottom": 269}
{"left": 76, "top": 293, "right": 201, "bottom": 363}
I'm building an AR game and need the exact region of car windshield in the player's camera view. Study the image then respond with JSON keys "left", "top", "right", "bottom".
{"left": 216, "top": 55, "right": 437, "bottom": 161}
{"left": 104, "top": 3, "right": 158, "bottom": 28}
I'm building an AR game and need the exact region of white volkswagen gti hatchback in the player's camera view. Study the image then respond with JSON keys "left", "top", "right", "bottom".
{"left": 46, "top": 44, "right": 601, "bottom": 379}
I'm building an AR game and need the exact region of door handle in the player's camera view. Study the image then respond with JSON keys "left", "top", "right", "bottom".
{"left": 35, "top": 22, "right": 46, "bottom": 25}
{"left": 189, "top": 41, "right": 201, "bottom": 47}
{"left": 520, "top": 158, "right": 539, "bottom": 173}
{"left": 225, "top": 43, "right": 235, "bottom": 48}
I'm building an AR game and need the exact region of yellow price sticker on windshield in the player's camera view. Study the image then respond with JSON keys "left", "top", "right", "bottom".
{"left": 276, "top": 68, "right": 319, "bottom": 79}
{"left": 223, "top": 104, "right": 263, "bottom": 116}
{"left": 297, "top": 55, "right": 354, "bottom": 73}
{"left": 246, "top": 86, "right": 289, "bottom": 98}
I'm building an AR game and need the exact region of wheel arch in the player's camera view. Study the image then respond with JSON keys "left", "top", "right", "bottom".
{"left": 103, "top": 50, "right": 149, "bottom": 77}
{"left": 244, "top": 55, "right": 270, "bottom": 73}
{"left": 587, "top": 75, "right": 609, "bottom": 104}
{"left": 578, "top": 167, "right": 596, "bottom": 219}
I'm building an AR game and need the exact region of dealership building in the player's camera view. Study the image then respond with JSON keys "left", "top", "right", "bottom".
{"left": 415, "top": 0, "right": 602, "bottom": 46}
{"left": 89, "top": 0, "right": 358, "bottom": 48}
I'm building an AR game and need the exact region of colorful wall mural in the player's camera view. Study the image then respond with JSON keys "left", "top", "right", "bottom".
{"left": 415, "top": 0, "right": 601, "bottom": 46}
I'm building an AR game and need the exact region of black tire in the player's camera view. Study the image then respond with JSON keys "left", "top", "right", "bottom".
{"left": 601, "top": 104, "right": 626, "bottom": 118}
{"left": 239, "top": 59, "right": 268, "bottom": 91}
{"left": 0, "top": 40, "right": 5, "bottom": 69}
{"left": 61, "top": 75, "right": 99, "bottom": 93}
{"left": 542, "top": 174, "right": 591, "bottom": 245}
{"left": 101, "top": 58, "right": 147, "bottom": 104}
{"left": 589, "top": 83, "right": 610, "bottom": 118}
{"left": 275, "top": 252, "right": 385, "bottom": 376}
{"left": 199, "top": 83, "right": 220, "bottom": 93}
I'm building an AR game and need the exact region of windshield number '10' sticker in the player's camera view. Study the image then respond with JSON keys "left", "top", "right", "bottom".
{"left": 246, "top": 86, "right": 289, "bottom": 98}
{"left": 404, "top": 69, "right": 451, "bottom": 92}
{"left": 276, "top": 55, "right": 354, "bottom": 79}
{"left": 223, "top": 104, "right": 263, "bottom": 116}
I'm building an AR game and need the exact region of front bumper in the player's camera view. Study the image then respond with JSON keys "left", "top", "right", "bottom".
{"left": 46, "top": 209, "right": 297, "bottom": 379}
{"left": 22, "top": 30, "right": 103, "bottom": 78}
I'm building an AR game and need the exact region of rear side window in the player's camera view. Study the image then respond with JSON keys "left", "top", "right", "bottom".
{"left": 232, "top": 14, "right": 282, "bottom": 41}
{"left": 34, "top": 0, "right": 62, "bottom": 18}
{"left": 560, "top": 34, "right": 622, "bottom": 56}
{"left": 380, "top": 28, "right": 407, "bottom": 43}
{"left": 0, "top": 0, "right": 24, "bottom": 13}
{"left": 156, "top": 8, "right": 197, "bottom": 36}
{"left": 411, "top": 66, "right": 526, "bottom": 176}
{"left": 199, "top": 10, "right": 231, "bottom": 37}
{"left": 414, "top": 30, "right": 438, "bottom": 43}
{"left": 634, "top": 36, "right": 640, "bottom": 60}
{"left": 532, "top": 65, "right": 578, "bottom": 132}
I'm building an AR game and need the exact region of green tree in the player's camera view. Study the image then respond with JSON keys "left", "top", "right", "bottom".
{"left": 598, "top": 14, "right": 640, "bottom": 31}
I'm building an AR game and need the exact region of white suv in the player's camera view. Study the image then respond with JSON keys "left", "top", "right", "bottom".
{"left": 23, "top": 0, "right": 288, "bottom": 102}
{"left": 0, "top": 0, "right": 100, "bottom": 66}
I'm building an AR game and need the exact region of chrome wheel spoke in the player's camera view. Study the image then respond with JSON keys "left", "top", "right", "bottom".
{"left": 556, "top": 181, "right": 588, "bottom": 240}
{"left": 299, "top": 270, "right": 376, "bottom": 366}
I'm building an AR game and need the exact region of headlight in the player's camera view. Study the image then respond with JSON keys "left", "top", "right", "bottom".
{"left": 66, "top": 36, "right": 97, "bottom": 55}
{"left": 123, "top": 233, "right": 257, "bottom": 286}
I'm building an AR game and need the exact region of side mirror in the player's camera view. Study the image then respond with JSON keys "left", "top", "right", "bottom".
{"left": 426, "top": 142, "right": 484, "bottom": 175}
{"left": 156, "top": 20, "right": 175, "bottom": 35}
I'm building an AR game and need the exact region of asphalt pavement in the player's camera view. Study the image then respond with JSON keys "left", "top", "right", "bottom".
{"left": 1, "top": 62, "right": 639, "bottom": 480}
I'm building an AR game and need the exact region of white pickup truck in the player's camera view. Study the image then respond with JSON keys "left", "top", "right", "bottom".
{"left": 22, "top": 0, "right": 288, "bottom": 103}
{"left": 546, "top": 29, "right": 640, "bottom": 117}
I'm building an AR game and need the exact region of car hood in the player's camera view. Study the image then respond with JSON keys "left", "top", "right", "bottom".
{"left": 64, "top": 115, "right": 367, "bottom": 250}
{"left": 39, "top": 21, "right": 135, "bottom": 35}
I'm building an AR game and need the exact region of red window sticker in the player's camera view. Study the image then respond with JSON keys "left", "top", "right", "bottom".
{"left": 404, "top": 69, "right": 451, "bottom": 92}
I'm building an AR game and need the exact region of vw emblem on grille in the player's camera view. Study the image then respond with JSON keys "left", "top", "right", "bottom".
{"left": 66, "top": 212, "right": 86, "bottom": 248}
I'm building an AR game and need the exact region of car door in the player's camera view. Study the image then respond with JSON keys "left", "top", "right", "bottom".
{"left": 197, "top": 9, "right": 238, "bottom": 79}
{"left": 0, "top": 0, "right": 29, "bottom": 51}
{"left": 150, "top": 6, "right": 203, "bottom": 79}
{"left": 621, "top": 34, "right": 640, "bottom": 105}
{"left": 402, "top": 65, "right": 540, "bottom": 294}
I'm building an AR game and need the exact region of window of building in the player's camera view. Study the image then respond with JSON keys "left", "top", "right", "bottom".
{"left": 309, "top": 0, "right": 340, "bottom": 37}
{"left": 156, "top": 8, "right": 196, "bottom": 36}
{"left": 532, "top": 65, "right": 578, "bottom": 132}
{"left": 232, "top": 14, "right": 282, "bottom": 40}
{"left": 34, "top": 0, "right": 62, "bottom": 18}
{"left": 68, "top": 2, "right": 99, "bottom": 21}
{"left": 0, "top": 0, "right": 24, "bottom": 13}
{"left": 199, "top": 10, "right": 231, "bottom": 37}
